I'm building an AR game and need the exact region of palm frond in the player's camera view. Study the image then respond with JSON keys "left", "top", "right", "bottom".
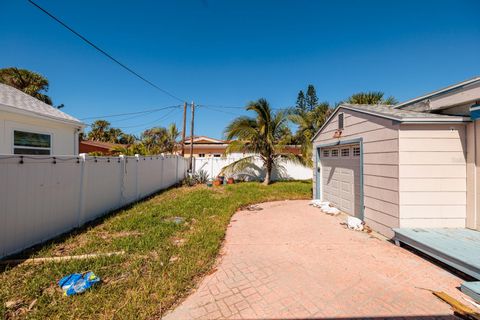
{"left": 220, "top": 156, "right": 256, "bottom": 176}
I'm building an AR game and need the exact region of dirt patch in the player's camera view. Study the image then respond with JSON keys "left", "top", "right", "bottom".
{"left": 97, "top": 231, "right": 143, "bottom": 240}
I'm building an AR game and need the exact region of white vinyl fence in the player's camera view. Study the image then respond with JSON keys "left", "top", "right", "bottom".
{"left": 0, "top": 154, "right": 188, "bottom": 258}
{"left": 194, "top": 156, "right": 312, "bottom": 181}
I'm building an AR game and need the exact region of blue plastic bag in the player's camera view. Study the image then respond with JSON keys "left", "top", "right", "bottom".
{"left": 58, "top": 272, "right": 100, "bottom": 296}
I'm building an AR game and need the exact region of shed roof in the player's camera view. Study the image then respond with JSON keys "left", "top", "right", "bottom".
{"left": 340, "top": 104, "right": 468, "bottom": 122}
{"left": 394, "top": 76, "right": 480, "bottom": 109}
{"left": 312, "top": 104, "right": 469, "bottom": 141}
{"left": 0, "top": 83, "right": 83, "bottom": 126}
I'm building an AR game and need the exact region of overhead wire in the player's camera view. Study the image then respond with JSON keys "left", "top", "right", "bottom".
{"left": 28, "top": 0, "right": 187, "bottom": 103}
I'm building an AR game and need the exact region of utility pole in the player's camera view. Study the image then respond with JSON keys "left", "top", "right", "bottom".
{"left": 189, "top": 101, "right": 195, "bottom": 172}
{"left": 181, "top": 102, "right": 187, "bottom": 156}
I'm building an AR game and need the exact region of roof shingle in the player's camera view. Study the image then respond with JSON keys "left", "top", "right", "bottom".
{"left": 0, "top": 83, "right": 83, "bottom": 125}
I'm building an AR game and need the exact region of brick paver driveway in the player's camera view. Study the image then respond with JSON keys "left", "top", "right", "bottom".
{"left": 164, "top": 200, "right": 472, "bottom": 319}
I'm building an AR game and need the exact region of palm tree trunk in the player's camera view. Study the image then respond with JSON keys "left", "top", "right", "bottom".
{"left": 263, "top": 159, "right": 273, "bottom": 185}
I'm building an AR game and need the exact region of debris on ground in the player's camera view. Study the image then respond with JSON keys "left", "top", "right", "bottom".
{"left": 310, "top": 200, "right": 340, "bottom": 215}
{"left": 97, "top": 231, "right": 143, "bottom": 240}
{"left": 172, "top": 217, "right": 185, "bottom": 224}
{"left": 171, "top": 237, "right": 186, "bottom": 247}
{"left": 0, "top": 251, "right": 125, "bottom": 265}
{"left": 245, "top": 204, "right": 263, "bottom": 211}
{"left": 169, "top": 256, "right": 179, "bottom": 263}
{"left": 58, "top": 271, "right": 101, "bottom": 296}
{"left": 5, "top": 299, "right": 22, "bottom": 309}
{"left": 431, "top": 290, "right": 480, "bottom": 320}
{"left": 346, "top": 216, "right": 364, "bottom": 231}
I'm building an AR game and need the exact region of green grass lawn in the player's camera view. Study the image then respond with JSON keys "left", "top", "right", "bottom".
{"left": 0, "top": 181, "right": 311, "bottom": 319}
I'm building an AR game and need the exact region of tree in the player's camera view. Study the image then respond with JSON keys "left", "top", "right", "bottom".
{"left": 305, "top": 84, "right": 318, "bottom": 111}
{"left": 165, "top": 123, "right": 180, "bottom": 154}
{"left": 0, "top": 67, "right": 53, "bottom": 105}
{"left": 223, "top": 98, "right": 304, "bottom": 185}
{"left": 87, "top": 120, "right": 112, "bottom": 142}
{"left": 346, "top": 91, "right": 397, "bottom": 105}
{"left": 295, "top": 90, "right": 306, "bottom": 112}
{"left": 118, "top": 133, "right": 137, "bottom": 145}
{"left": 290, "top": 102, "right": 332, "bottom": 167}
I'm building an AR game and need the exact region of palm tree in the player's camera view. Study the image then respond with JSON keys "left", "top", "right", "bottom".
{"left": 346, "top": 91, "right": 397, "bottom": 105}
{"left": 0, "top": 67, "right": 53, "bottom": 105}
{"left": 290, "top": 103, "right": 332, "bottom": 167}
{"left": 87, "top": 120, "right": 112, "bottom": 142}
{"left": 165, "top": 123, "right": 180, "bottom": 154}
{"left": 223, "top": 98, "right": 304, "bottom": 185}
{"left": 111, "top": 143, "right": 148, "bottom": 156}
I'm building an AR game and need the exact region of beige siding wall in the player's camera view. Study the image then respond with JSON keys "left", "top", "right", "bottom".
{"left": 313, "top": 109, "right": 400, "bottom": 237}
{"left": 466, "top": 121, "right": 480, "bottom": 230}
{"left": 398, "top": 124, "right": 467, "bottom": 228}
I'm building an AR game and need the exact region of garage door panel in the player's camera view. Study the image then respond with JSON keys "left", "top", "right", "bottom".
{"left": 320, "top": 144, "right": 361, "bottom": 218}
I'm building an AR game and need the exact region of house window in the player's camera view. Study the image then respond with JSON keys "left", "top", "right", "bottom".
{"left": 322, "top": 149, "right": 329, "bottom": 157}
{"left": 338, "top": 113, "right": 344, "bottom": 130}
{"left": 198, "top": 153, "right": 205, "bottom": 157}
{"left": 13, "top": 130, "right": 51, "bottom": 155}
{"left": 213, "top": 154, "right": 221, "bottom": 157}
{"left": 341, "top": 148, "right": 350, "bottom": 157}
{"left": 353, "top": 146, "right": 361, "bottom": 157}
{"left": 331, "top": 149, "right": 339, "bottom": 157}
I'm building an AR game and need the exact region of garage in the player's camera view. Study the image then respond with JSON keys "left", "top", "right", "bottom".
{"left": 319, "top": 144, "right": 362, "bottom": 219}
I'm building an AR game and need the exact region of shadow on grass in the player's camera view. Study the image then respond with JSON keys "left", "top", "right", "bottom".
{"left": 0, "top": 184, "right": 180, "bottom": 272}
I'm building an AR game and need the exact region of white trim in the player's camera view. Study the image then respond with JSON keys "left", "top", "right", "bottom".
{"left": 311, "top": 105, "right": 469, "bottom": 142}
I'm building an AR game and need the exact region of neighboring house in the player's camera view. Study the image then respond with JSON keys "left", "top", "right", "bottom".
{"left": 0, "top": 83, "right": 84, "bottom": 155}
{"left": 79, "top": 140, "right": 127, "bottom": 155}
{"left": 180, "top": 135, "right": 302, "bottom": 158}
{"left": 312, "top": 77, "right": 479, "bottom": 238}
{"left": 181, "top": 136, "right": 232, "bottom": 158}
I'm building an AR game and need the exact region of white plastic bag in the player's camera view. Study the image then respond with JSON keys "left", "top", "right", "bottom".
{"left": 347, "top": 216, "right": 364, "bottom": 231}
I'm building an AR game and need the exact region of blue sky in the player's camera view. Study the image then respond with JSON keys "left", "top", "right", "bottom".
{"left": 1, "top": 0, "right": 479, "bottom": 138}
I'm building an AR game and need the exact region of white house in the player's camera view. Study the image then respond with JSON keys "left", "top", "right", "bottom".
{"left": 0, "top": 83, "right": 84, "bottom": 155}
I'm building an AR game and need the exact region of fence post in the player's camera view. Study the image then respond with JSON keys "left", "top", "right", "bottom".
{"left": 135, "top": 154, "right": 140, "bottom": 200}
{"left": 175, "top": 155, "right": 179, "bottom": 183}
{"left": 77, "top": 153, "right": 87, "bottom": 227}
{"left": 119, "top": 155, "right": 125, "bottom": 206}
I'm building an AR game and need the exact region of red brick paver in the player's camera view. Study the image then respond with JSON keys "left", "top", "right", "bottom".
{"left": 163, "top": 200, "right": 473, "bottom": 319}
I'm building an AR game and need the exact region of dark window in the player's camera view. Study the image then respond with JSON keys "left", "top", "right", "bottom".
{"left": 13, "top": 130, "right": 51, "bottom": 155}
{"left": 322, "top": 149, "right": 329, "bottom": 157}
{"left": 213, "top": 154, "right": 221, "bottom": 157}
{"left": 338, "top": 113, "right": 344, "bottom": 130}
{"left": 353, "top": 147, "right": 361, "bottom": 157}
{"left": 331, "top": 149, "right": 339, "bottom": 157}
{"left": 341, "top": 148, "right": 350, "bottom": 157}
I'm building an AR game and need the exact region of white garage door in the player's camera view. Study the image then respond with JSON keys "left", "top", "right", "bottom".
{"left": 320, "top": 144, "right": 362, "bottom": 218}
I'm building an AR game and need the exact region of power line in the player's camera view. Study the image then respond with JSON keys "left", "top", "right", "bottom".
{"left": 79, "top": 105, "right": 181, "bottom": 120}
{"left": 199, "top": 105, "right": 244, "bottom": 116}
{"left": 28, "top": 0, "right": 187, "bottom": 103}
{"left": 117, "top": 107, "right": 181, "bottom": 129}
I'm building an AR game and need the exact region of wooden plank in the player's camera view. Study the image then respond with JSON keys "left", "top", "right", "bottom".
{"left": 394, "top": 228, "right": 480, "bottom": 279}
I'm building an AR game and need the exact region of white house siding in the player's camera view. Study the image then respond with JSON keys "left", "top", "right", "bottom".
{"left": 313, "top": 109, "right": 400, "bottom": 237}
{"left": 398, "top": 124, "right": 467, "bottom": 228}
{"left": 0, "top": 110, "right": 79, "bottom": 155}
